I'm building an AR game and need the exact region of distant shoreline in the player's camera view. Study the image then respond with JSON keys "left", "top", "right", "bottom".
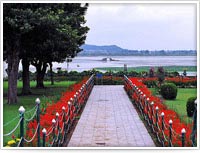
{"left": 80, "top": 44, "right": 196, "bottom": 56}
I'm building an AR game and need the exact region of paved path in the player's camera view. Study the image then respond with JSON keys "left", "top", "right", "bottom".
{"left": 68, "top": 85, "right": 155, "bottom": 147}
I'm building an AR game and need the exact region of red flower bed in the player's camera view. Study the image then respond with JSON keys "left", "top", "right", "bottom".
{"left": 165, "top": 77, "right": 196, "bottom": 82}
{"left": 25, "top": 77, "right": 90, "bottom": 146}
{"left": 141, "top": 77, "right": 196, "bottom": 83}
{"left": 125, "top": 77, "right": 193, "bottom": 147}
{"left": 141, "top": 77, "right": 197, "bottom": 87}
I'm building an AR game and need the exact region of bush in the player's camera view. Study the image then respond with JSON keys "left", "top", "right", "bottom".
{"left": 127, "top": 71, "right": 139, "bottom": 77}
{"left": 160, "top": 83, "right": 177, "bottom": 100}
{"left": 186, "top": 97, "right": 196, "bottom": 117}
{"left": 94, "top": 76, "right": 123, "bottom": 85}
{"left": 143, "top": 80, "right": 157, "bottom": 88}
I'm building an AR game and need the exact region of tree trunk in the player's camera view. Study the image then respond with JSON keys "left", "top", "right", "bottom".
{"left": 36, "top": 72, "right": 44, "bottom": 88}
{"left": 21, "top": 58, "right": 31, "bottom": 95}
{"left": 7, "top": 49, "right": 20, "bottom": 104}
{"left": 49, "top": 62, "right": 54, "bottom": 85}
{"left": 35, "top": 62, "right": 47, "bottom": 88}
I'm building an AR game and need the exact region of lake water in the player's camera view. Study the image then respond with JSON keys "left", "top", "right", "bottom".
{"left": 3, "top": 56, "right": 197, "bottom": 77}
{"left": 51, "top": 55, "right": 197, "bottom": 71}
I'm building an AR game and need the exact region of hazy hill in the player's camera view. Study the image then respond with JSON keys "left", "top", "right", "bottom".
{"left": 79, "top": 44, "right": 196, "bottom": 56}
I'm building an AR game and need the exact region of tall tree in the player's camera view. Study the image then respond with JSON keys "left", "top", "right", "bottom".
{"left": 49, "top": 62, "right": 54, "bottom": 85}
{"left": 22, "top": 3, "right": 89, "bottom": 88}
{"left": 4, "top": 3, "right": 89, "bottom": 102}
{"left": 3, "top": 4, "right": 36, "bottom": 104}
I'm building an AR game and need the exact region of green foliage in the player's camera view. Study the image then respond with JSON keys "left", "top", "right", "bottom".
{"left": 4, "top": 3, "right": 89, "bottom": 90}
{"left": 170, "top": 71, "right": 180, "bottom": 77}
{"left": 186, "top": 97, "right": 196, "bottom": 117}
{"left": 160, "top": 83, "right": 177, "bottom": 100}
{"left": 95, "top": 77, "right": 123, "bottom": 85}
{"left": 24, "top": 4, "right": 89, "bottom": 62}
{"left": 127, "top": 71, "right": 139, "bottom": 77}
{"left": 2, "top": 3, "right": 89, "bottom": 59}
{"left": 143, "top": 80, "right": 157, "bottom": 88}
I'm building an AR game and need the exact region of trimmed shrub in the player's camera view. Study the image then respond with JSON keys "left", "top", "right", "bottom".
{"left": 186, "top": 97, "right": 196, "bottom": 117}
{"left": 143, "top": 80, "right": 157, "bottom": 88}
{"left": 160, "top": 83, "right": 177, "bottom": 100}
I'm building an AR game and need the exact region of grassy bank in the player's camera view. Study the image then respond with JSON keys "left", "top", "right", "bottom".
{"left": 3, "top": 80, "right": 75, "bottom": 145}
{"left": 96, "top": 66, "right": 197, "bottom": 73}
{"left": 150, "top": 88, "right": 197, "bottom": 124}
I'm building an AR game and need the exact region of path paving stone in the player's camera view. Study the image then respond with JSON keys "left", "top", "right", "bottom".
{"left": 68, "top": 85, "right": 155, "bottom": 147}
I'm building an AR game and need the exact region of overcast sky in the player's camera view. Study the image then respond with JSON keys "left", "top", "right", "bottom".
{"left": 85, "top": 3, "right": 196, "bottom": 50}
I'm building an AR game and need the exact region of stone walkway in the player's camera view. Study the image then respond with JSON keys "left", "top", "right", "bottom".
{"left": 68, "top": 85, "right": 155, "bottom": 147}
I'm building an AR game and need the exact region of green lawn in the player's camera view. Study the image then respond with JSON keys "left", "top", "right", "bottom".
{"left": 164, "top": 88, "right": 197, "bottom": 124}
{"left": 150, "top": 88, "right": 197, "bottom": 124}
{"left": 96, "top": 66, "right": 197, "bottom": 73}
{"left": 3, "top": 80, "right": 75, "bottom": 95}
{"left": 3, "top": 80, "right": 76, "bottom": 146}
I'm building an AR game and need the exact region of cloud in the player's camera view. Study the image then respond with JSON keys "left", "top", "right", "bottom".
{"left": 85, "top": 3, "right": 196, "bottom": 50}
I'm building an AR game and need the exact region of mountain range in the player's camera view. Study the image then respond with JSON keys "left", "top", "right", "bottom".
{"left": 79, "top": 44, "right": 196, "bottom": 56}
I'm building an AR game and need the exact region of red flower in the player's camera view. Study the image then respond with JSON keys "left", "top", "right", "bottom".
{"left": 25, "top": 77, "right": 90, "bottom": 146}
{"left": 11, "top": 134, "right": 15, "bottom": 139}
{"left": 125, "top": 77, "right": 194, "bottom": 147}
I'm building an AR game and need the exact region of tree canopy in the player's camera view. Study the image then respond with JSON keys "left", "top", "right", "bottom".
{"left": 3, "top": 3, "right": 89, "bottom": 103}
{"left": 21, "top": 4, "right": 89, "bottom": 62}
